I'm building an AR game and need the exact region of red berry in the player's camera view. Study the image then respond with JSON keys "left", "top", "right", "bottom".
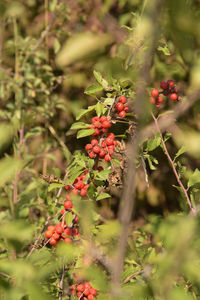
{"left": 170, "top": 93, "right": 178, "bottom": 101}
{"left": 100, "top": 116, "right": 107, "bottom": 122}
{"left": 49, "top": 238, "right": 57, "bottom": 245}
{"left": 60, "top": 209, "right": 65, "bottom": 215}
{"left": 72, "top": 188, "right": 79, "bottom": 194}
{"left": 119, "top": 96, "right": 127, "bottom": 103}
{"left": 119, "top": 110, "right": 126, "bottom": 118}
{"left": 73, "top": 228, "right": 78, "bottom": 235}
{"left": 80, "top": 188, "right": 87, "bottom": 196}
{"left": 93, "top": 146, "right": 100, "bottom": 153}
{"left": 92, "top": 116, "right": 99, "bottom": 123}
{"left": 53, "top": 232, "right": 60, "bottom": 240}
{"left": 124, "top": 106, "right": 129, "bottom": 113}
{"left": 55, "top": 225, "right": 64, "bottom": 234}
{"left": 64, "top": 185, "right": 71, "bottom": 190}
{"left": 77, "top": 284, "right": 84, "bottom": 293}
{"left": 45, "top": 230, "right": 53, "bottom": 238}
{"left": 84, "top": 282, "right": 91, "bottom": 289}
{"left": 104, "top": 154, "right": 111, "bottom": 161}
{"left": 155, "top": 104, "right": 160, "bottom": 108}
{"left": 64, "top": 227, "right": 72, "bottom": 236}
{"left": 64, "top": 200, "right": 73, "bottom": 210}
{"left": 89, "top": 288, "right": 97, "bottom": 296}
{"left": 88, "top": 295, "right": 94, "bottom": 300}
{"left": 102, "top": 128, "right": 108, "bottom": 133}
{"left": 157, "top": 96, "right": 163, "bottom": 103}
{"left": 99, "top": 149, "right": 106, "bottom": 158}
{"left": 105, "top": 137, "right": 113, "bottom": 146}
{"left": 91, "top": 139, "right": 98, "bottom": 146}
{"left": 93, "top": 121, "right": 102, "bottom": 128}
{"left": 108, "top": 133, "right": 115, "bottom": 139}
{"left": 84, "top": 289, "right": 90, "bottom": 296}
{"left": 47, "top": 225, "right": 55, "bottom": 232}
{"left": 102, "top": 120, "right": 111, "bottom": 128}
{"left": 93, "top": 128, "right": 100, "bottom": 136}
{"left": 74, "top": 215, "right": 79, "bottom": 223}
{"left": 150, "top": 97, "right": 156, "bottom": 104}
{"left": 167, "top": 80, "right": 174, "bottom": 87}
{"left": 160, "top": 81, "right": 168, "bottom": 90}
{"left": 151, "top": 89, "right": 159, "bottom": 97}
{"left": 66, "top": 194, "right": 70, "bottom": 201}
{"left": 115, "top": 102, "right": 124, "bottom": 112}
{"left": 85, "top": 144, "right": 92, "bottom": 151}
{"left": 89, "top": 151, "right": 96, "bottom": 159}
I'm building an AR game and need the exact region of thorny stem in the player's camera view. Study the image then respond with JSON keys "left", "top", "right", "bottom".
{"left": 151, "top": 112, "right": 196, "bottom": 215}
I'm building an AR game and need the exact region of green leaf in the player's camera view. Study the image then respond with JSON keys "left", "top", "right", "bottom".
{"left": 96, "top": 193, "right": 111, "bottom": 201}
{"left": 157, "top": 110, "right": 174, "bottom": 119}
{"left": 174, "top": 146, "right": 187, "bottom": 161}
{"left": 94, "top": 169, "right": 111, "bottom": 180}
{"left": 84, "top": 84, "right": 103, "bottom": 95}
{"left": 77, "top": 129, "right": 95, "bottom": 139}
{"left": 70, "top": 122, "right": 90, "bottom": 130}
{"left": 104, "top": 98, "right": 114, "bottom": 105}
{"left": 48, "top": 183, "right": 63, "bottom": 192}
{"left": 188, "top": 169, "right": 200, "bottom": 188}
{"left": 70, "top": 166, "right": 84, "bottom": 184}
{"left": 0, "top": 157, "right": 23, "bottom": 187}
{"left": 95, "top": 102, "right": 106, "bottom": 116}
{"left": 93, "top": 70, "right": 109, "bottom": 89}
{"left": 157, "top": 45, "right": 171, "bottom": 56}
{"left": 146, "top": 135, "right": 161, "bottom": 151}
{"left": 76, "top": 105, "right": 96, "bottom": 120}
{"left": 25, "top": 127, "right": 43, "bottom": 140}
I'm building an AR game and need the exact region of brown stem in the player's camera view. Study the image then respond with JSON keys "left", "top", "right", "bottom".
{"left": 151, "top": 112, "right": 196, "bottom": 215}
{"left": 58, "top": 265, "right": 65, "bottom": 300}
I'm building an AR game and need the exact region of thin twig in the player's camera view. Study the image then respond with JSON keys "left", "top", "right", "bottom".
{"left": 151, "top": 112, "right": 196, "bottom": 215}
{"left": 123, "top": 269, "right": 143, "bottom": 284}
{"left": 58, "top": 265, "right": 65, "bottom": 300}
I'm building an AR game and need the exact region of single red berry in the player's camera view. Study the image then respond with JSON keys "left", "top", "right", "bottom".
{"left": 64, "top": 227, "right": 72, "bottom": 236}
{"left": 91, "top": 139, "right": 98, "bottom": 146}
{"left": 73, "top": 228, "right": 78, "bottom": 235}
{"left": 160, "top": 81, "right": 168, "bottom": 90}
{"left": 115, "top": 102, "right": 124, "bottom": 112}
{"left": 167, "top": 80, "right": 174, "bottom": 87}
{"left": 124, "top": 106, "right": 129, "bottom": 113}
{"left": 93, "top": 146, "right": 100, "bottom": 153}
{"left": 102, "top": 120, "right": 111, "bottom": 128}
{"left": 151, "top": 89, "right": 159, "bottom": 97}
{"left": 105, "top": 137, "right": 114, "bottom": 146}
{"left": 64, "top": 237, "right": 72, "bottom": 243}
{"left": 64, "top": 200, "right": 73, "bottom": 210}
{"left": 108, "top": 133, "right": 115, "bottom": 139}
{"left": 88, "top": 295, "right": 94, "bottom": 300}
{"left": 119, "top": 96, "right": 127, "bottom": 103}
{"left": 100, "top": 116, "right": 107, "bottom": 122}
{"left": 72, "top": 188, "right": 79, "bottom": 194}
{"left": 174, "top": 87, "right": 178, "bottom": 93}
{"left": 170, "top": 93, "right": 178, "bottom": 101}
{"left": 60, "top": 209, "right": 65, "bottom": 215}
{"left": 99, "top": 149, "right": 106, "bottom": 157}
{"left": 119, "top": 110, "right": 126, "bottom": 118}
{"left": 45, "top": 230, "right": 53, "bottom": 238}
{"left": 85, "top": 144, "right": 92, "bottom": 151}
{"left": 84, "top": 282, "right": 91, "bottom": 289}
{"left": 150, "top": 97, "right": 156, "bottom": 104}
{"left": 55, "top": 225, "right": 64, "bottom": 234}
{"left": 93, "top": 128, "right": 100, "bottom": 136}
{"left": 155, "top": 104, "right": 160, "bottom": 108}
{"left": 84, "top": 289, "right": 90, "bottom": 296}
{"left": 101, "top": 141, "right": 106, "bottom": 148}
{"left": 157, "top": 96, "right": 163, "bottom": 103}
{"left": 89, "top": 288, "right": 97, "bottom": 296}
{"left": 93, "top": 121, "right": 102, "bottom": 128}
{"left": 64, "top": 185, "right": 71, "bottom": 190}
{"left": 102, "top": 128, "right": 108, "bottom": 133}
{"left": 77, "top": 284, "right": 84, "bottom": 293}
{"left": 49, "top": 238, "right": 57, "bottom": 245}
{"left": 89, "top": 151, "right": 96, "bottom": 159}
{"left": 47, "top": 225, "right": 55, "bottom": 232}
{"left": 53, "top": 232, "right": 60, "bottom": 240}
{"left": 80, "top": 188, "right": 87, "bottom": 196}
{"left": 92, "top": 116, "right": 99, "bottom": 123}
{"left": 104, "top": 154, "right": 111, "bottom": 161}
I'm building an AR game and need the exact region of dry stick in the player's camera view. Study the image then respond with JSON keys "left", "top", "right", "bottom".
{"left": 58, "top": 265, "right": 65, "bottom": 300}
{"left": 111, "top": 0, "right": 163, "bottom": 295}
{"left": 151, "top": 112, "right": 196, "bottom": 215}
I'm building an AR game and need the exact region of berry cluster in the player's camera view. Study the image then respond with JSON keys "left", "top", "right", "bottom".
{"left": 65, "top": 171, "right": 89, "bottom": 196}
{"left": 150, "top": 80, "right": 181, "bottom": 108}
{"left": 44, "top": 195, "right": 80, "bottom": 246}
{"left": 89, "top": 116, "right": 111, "bottom": 137}
{"left": 150, "top": 88, "right": 163, "bottom": 108}
{"left": 85, "top": 133, "right": 118, "bottom": 162}
{"left": 69, "top": 282, "right": 97, "bottom": 300}
{"left": 115, "top": 96, "right": 129, "bottom": 118}
{"left": 160, "top": 80, "right": 180, "bottom": 101}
